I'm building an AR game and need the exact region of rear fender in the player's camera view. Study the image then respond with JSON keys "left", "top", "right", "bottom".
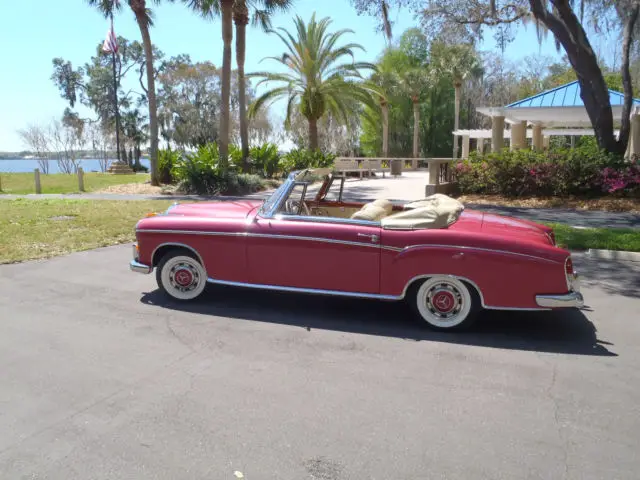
{"left": 381, "top": 245, "right": 567, "bottom": 309}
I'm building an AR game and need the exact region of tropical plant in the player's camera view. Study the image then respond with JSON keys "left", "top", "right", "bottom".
{"left": 171, "top": 141, "right": 265, "bottom": 194}
{"left": 248, "top": 13, "right": 380, "bottom": 150}
{"left": 158, "top": 146, "right": 180, "bottom": 184}
{"left": 86, "top": 0, "right": 163, "bottom": 185}
{"left": 249, "top": 142, "right": 280, "bottom": 177}
{"left": 279, "top": 148, "right": 336, "bottom": 174}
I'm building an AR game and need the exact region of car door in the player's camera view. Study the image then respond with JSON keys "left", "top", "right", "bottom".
{"left": 245, "top": 184, "right": 381, "bottom": 293}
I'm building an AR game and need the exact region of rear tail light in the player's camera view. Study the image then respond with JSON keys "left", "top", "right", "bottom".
{"left": 565, "top": 257, "right": 574, "bottom": 276}
{"left": 548, "top": 230, "right": 556, "bottom": 245}
{"left": 565, "top": 256, "right": 577, "bottom": 291}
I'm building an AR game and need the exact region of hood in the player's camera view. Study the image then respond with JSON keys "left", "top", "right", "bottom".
{"left": 165, "top": 200, "right": 262, "bottom": 219}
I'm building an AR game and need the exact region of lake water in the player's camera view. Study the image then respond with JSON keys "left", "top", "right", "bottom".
{"left": 0, "top": 158, "right": 151, "bottom": 174}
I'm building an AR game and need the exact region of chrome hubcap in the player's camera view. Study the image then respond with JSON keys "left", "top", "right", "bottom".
{"left": 169, "top": 262, "right": 200, "bottom": 292}
{"left": 426, "top": 283, "right": 463, "bottom": 319}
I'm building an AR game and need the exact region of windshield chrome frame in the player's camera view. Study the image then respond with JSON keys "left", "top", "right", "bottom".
{"left": 257, "top": 170, "right": 301, "bottom": 219}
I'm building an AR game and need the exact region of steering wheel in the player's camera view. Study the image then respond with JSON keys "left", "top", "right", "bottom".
{"left": 285, "top": 199, "right": 310, "bottom": 216}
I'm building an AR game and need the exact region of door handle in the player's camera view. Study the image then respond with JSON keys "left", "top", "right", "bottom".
{"left": 358, "top": 233, "right": 379, "bottom": 243}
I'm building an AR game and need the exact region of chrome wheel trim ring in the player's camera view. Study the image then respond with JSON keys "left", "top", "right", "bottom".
{"left": 161, "top": 255, "right": 207, "bottom": 300}
{"left": 416, "top": 276, "right": 472, "bottom": 328}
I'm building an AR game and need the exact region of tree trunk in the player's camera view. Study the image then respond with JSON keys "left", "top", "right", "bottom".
{"left": 219, "top": 0, "right": 234, "bottom": 171}
{"left": 453, "top": 81, "right": 461, "bottom": 159}
{"left": 135, "top": 14, "right": 160, "bottom": 185}
{"left": 234, "top": 1, "right": 250, "bottom": 173}
{"left": 529, "top": 0, "right": 619, "bottom": 153}
{"left": 308, "top": 118, "right": 319, "bottom": 150}
{"left": 381, "top": 100, "right": 389, "bottom": 157}
{"left": 412, "top": 100, "right": 419, "bottom": 158}
{"left": 618, "top": 2, "right": 640, "bottom": 154}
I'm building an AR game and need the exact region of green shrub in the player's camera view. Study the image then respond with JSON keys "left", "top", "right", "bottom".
{"left": 249, "top": 143, "right": 281, "bottom": 178}
{"left": 279, "top": 148, "right": 335, "bottom": 175}
{"left": 158, "top": 147, "right": 180, "bottom": 184}
{"left": 171, "top": 142, "right": 265, "bottom": 195}
{"left": 453, "top": 144, "right": 628, "bottom": 197}
{"left": 228, "top": 144, "right": 244, "bottom": 170}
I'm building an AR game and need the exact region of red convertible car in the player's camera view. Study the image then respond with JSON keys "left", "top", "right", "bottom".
{"left": 130, "top": 168, "right": 583, "bottom": 330}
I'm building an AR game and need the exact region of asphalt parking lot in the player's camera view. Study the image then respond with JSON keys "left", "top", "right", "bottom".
{"left": 1, "top": 245, "right": 639, "bottom": 479}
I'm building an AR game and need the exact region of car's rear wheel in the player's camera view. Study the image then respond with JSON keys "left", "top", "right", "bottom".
{"left": 411, "top": 276, "right": 479, "bottom": 330}
{"left": 156, "top": 250, "right": 207, "bottom": 301}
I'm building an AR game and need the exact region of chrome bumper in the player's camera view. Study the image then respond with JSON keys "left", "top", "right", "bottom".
{"left": 130, "top": 243, "right": 152, "bottom": 274}
{"left": 130, "top": 260, "right": 152, "bottom": 274}
{"left": 536, "top": 291, "right": 584, "bottom": 308}
{"left": 536, "top": 272, "right": 584, "bottom": 308}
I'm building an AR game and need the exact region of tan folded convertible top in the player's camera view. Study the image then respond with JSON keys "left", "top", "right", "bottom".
{"left": 381, "top": 194, "right": 465, "bottom": 230}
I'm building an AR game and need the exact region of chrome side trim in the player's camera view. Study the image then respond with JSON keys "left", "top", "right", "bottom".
{"left": 275, "top": 214, "right": 379, "bottom": 227}
{"left": 139, "top": 229, "right": 392, "bottom": 251}
{"left": 150, "top": 242, "right": 206, "bottom": 268}
{"left": 206, "top": 278, "right": 400, "bottom": 301}
{"left": 398, "top": 244, "right": 561, "bottom": 263}
{"left": 139, "top": 229, "right": 246, "bottom": 237}
{"left": 205, "top": 274, "right": 548, "bottom": 310}
{"left": 130, "top": 260, "right": 152, "bottom": 274}
{"left": 536, "top": 291, "right": 584, "bottom": 308}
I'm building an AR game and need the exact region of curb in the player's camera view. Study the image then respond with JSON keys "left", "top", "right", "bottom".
{"left": 586, "top": 249, "right": 640, "bottom": 262}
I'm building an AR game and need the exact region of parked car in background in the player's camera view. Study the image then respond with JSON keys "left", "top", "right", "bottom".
{"left": 130, "top": 168, "right": 583, "bottom": 330}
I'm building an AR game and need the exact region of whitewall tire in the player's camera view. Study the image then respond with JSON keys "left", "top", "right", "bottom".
{"left": 412, "top": 276, "right": 479, "bottom": 330}
{"left": 156, "top": 252, "right": 207, "bottom": 301}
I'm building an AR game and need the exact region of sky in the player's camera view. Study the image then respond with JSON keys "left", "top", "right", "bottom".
{"left": 0, "top": 0, "right": 567, "bottom": 152}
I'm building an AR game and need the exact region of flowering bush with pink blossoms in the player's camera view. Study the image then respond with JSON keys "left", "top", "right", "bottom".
{"left": 453, "top": 143, "right": 639, "bottom": 197}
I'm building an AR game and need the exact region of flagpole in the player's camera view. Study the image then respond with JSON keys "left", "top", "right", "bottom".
{"left": 111, "top": 43, "right": 121, "bottom": 163}
{"left": 109, "top": 10, "right": 121, "bottom": 164}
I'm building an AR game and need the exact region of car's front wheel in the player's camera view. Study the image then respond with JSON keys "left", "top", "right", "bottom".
{"left": 156, "top": 250, "right": 207, "bottom": 301}
{"left": 411, "top": 276, "right": 479, "bottom": 330}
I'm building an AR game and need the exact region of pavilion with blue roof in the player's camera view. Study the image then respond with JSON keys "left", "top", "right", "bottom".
{"left": 453, "top": 81, "right": 640, "bottom": 158}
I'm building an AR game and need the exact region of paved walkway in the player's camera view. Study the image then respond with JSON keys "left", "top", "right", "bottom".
{"left": 2, "top": 172, "right": 639, "bottom": 229}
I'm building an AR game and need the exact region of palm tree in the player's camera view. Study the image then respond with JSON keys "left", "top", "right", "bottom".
{"left": 368, "top": 69, "right": 398, "bottom": 157}
{"left": 399, "top": 69, "right": 431, "bottom": 159}
{"left": 248, "top": 13, "right": 380, "bottom": 150}
{"left": 431, "top": 43, "right": 482, "bottom": 159}
{"left": 87, "top": 0, "right": 162, "bottom": 185}
{"left": 233, "top": 0, "right": 293, "bottom": 172}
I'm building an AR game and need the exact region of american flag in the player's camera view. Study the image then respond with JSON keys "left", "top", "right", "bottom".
{"left": 102, "top": 18, "right": 118, "bottom": 54}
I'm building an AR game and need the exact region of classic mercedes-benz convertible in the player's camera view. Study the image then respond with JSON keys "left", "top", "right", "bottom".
{"left": 130, "top": 168, "right": 583, "bottom": 330}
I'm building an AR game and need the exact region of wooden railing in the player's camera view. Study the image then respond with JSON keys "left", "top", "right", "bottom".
{"left": 334, "top": 157, "right": 456, "bottom": 185}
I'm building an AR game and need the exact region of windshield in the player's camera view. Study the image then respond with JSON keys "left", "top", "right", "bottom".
{"left": 258, "top": 181, "right": 290, "bottom": 216}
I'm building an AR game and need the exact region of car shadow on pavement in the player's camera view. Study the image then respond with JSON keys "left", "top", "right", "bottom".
{"left": 140, "top": 285, "right": 616, "bottom": 357}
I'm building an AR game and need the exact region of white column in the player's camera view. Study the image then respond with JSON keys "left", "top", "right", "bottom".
{"left": 461, "top": 135, "right": 470, "bottom": 159}
{"left": 477, "top": 138, "right": 485, "bottom": 153}
{"left": 543, "top": 136, "right": 550, "bottom": 150}
{"left": 491, "top": 116, "right": 505, "bottom": 152}
{"left": 532, "top": 123, "right": 544, "bottom": 151}
{"left": 510, "top": 121, "right": 527, "bottom": 150}
{"left": 630, "top": 114, "right": 640, "bottom": 158}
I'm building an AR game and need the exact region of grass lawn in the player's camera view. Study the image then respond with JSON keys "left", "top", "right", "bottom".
{"left": 0, "top": 172, "right": 150, "bottom": 194}
{"left": 0, "top": 199, "right": 174, "bottom": 263}
{"left": 549, "top": 223, "right": 640, "bottom": 252}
